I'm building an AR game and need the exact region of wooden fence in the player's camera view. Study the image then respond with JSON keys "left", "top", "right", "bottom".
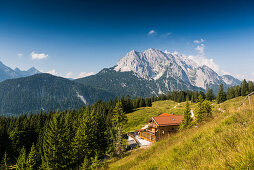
{"left": 239, "top": 91, "right": 254, "bottom": 109}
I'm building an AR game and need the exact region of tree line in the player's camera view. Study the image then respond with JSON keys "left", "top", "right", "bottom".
{"left": 217, "top": 79, "right": 254, "bottom": 104}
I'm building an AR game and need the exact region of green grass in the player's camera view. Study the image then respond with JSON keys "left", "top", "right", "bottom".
{"left": 108, "top": 96, "right": 254, "bottom": 169}
{"left": 123, "top": 100, "right": 196, "bottom": 132}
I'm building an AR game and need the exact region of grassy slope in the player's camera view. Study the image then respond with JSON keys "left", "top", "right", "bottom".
{"left": 109, "top": 96, "right": 254, "bottom": 169}
{"left": 124, "top": 100, "right": 196, "bottom": 132}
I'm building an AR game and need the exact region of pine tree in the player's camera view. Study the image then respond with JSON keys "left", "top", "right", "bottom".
{"left": 202, "top": 100, "right": 212, "bottom": 118}
{"left": 241, "top": 79, "right": 249, "bottom": 96}
{"left": 226, "top": 87, "right": 235, "bottom": 100}
{"left": 195, "top": 95, "right": 204, "bottom": 122}
{"left": 81, "top": 156, "right": 90, "bottom": 170}
{"left": 90, "top": 153, "right": 101, "bottom": 169}
{"left": 248, "top": 81, "right": 254, "bottom": 93}
{"left": 181, "top": 101, "right": 192, "bottom": 128}
{"left": 216, "top": 84, "right": 226, "bottom": 104}
{"left": 0, "top": 152, "right": 8, "bottom": 170}
{"left": 235, "top": 85, "right": 241, "bottom": 97}
{"left": 112, "top": 101, "right": 127, "bottom": 157}
{"left": 206, "top": 88, "right": 214, "bottom": 101}
{"left": 16, "top": 146, "right": 27, "bottom": 170}
{"left": 42, "top": 111, "right": 70, "bottom": 169}
{"left": 26, "top": 143, "right": 36, "bottom": 170}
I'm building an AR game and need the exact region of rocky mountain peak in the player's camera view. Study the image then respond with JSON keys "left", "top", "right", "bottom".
{"left": 114, "top": 48, "right": 240, "bottom": 90}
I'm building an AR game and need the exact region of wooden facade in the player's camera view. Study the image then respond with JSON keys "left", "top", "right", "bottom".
{"left": 139, "top": 113, "right": 183, "bottom": 142}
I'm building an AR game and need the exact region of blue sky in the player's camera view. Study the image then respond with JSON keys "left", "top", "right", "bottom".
{"left": 0, "top": 0, "right": 254, "bottom": 80}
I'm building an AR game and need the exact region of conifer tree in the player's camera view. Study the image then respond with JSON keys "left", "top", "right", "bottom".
{"left": 216, "top": 84, "right": 226, "bottom": 104}
{"left": 226, "top": 87, "right": 235, "bottom": 100}
{"left": 235, "top": 85, "right": 241, "bottom": 97}
{"left": 248, "top": 81, "right": 254, "bottom": 93}
{"left": 0, "top": 152, "right": 8, "bottom": 170}
{"left": 81, "top": 156, "right": 90, "bottom": 170}
{"left": 42, "top": 111, "right": 69, "bottom": 169}
{"left": 241, "top": 79, "right": 249, "bottom": 96}
{"left": 112, "top": 101, "right": 127, "bottom": 157}
{"left": 90, "top": 153, "right": 101, "bottom": 169}
{"left": 195, "top": 95, "right": 204, "bottom": 122}
{"left": 16, "top": 146, "right": 26, "bottom": 170}
{"left": 26, "top": 143, "right": 36, "bottom": 170}
{"left": 202, "top": 100, "right": 212, "bottom": 118}
{"left": 181, "top": 100, "right": 192, "bottom": 128}
{"left": 206, "top": 88, "right": 215, "bottom": 101}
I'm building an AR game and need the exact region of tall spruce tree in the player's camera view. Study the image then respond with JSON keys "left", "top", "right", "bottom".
{"left": 42, "top": 111, "right": 70, "bottom": 169}
{"left": 112, "top": 101, "right": 127, "bottom": 157}
{"left": 226, "top": 87, "right": 235, "bottom": 100}
{"left": 181, "top": 101, "right": 192, "bottom": 128}
{"left": 195, "top": 95, "right": 204, "bottom": 122}
{"left": 16, "top": 146, "right": 27, "bottom": 170}
{"left": 248, "top": 81, "right": 254, "bottom": 93}
{"left": 216, "top": 84, "right": 226, "bottom": 104}
{"left": 206, "top": 88, "right": 215, "bottom": 101}
{"left": 26, "top": 143, "right": 36, "bottom": 170}
{"left": 241, "top": 79, "right": 249, "bottom": 96}
{"left": 0, "top": 152, "right": 8, "bottom": 170}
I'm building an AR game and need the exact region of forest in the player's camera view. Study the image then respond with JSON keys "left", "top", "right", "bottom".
{"left": 0, "top": 79, "right": 253, "bottom": 169}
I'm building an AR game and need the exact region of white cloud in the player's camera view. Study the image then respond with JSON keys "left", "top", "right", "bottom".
{"left": 65, "top": 72, "right": 73, "bottom": 78}
{"left": 193, "top": 38, "right": 204, "bottom": 44}
{"left": 195, "top": 44, "right": 205, "bottom": 56}
{"left": 188, "top": 55, "right": 220, "bottom": 73}
{"left": 189, "top": 39, "right": 227, "bottom": 75}
{"left": 235, "top": 74, "right": 245, "bottom": 80}
{"left": 47, "top": 69, "right": 58, "bottom": 76}
{"left": 76, "top": 72, "right": 94, "bottom": 79}
{"left": 31, "top": 51, "right": 48, "bottom": 60}
{"left": 17, "top": 53, "right": 23, "bottom": 57}
{"left": 160, "top": 32, "right": 171, "bottom": 38}
{"left": 234, "top": 73, "right": 254, "bottom": 81}
{"left": 148, "top": 30, "right": 156, "bottom": 35}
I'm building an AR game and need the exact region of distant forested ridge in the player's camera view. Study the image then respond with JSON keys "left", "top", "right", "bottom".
{"left": 0, "top": 73, "right": 115, "bottom": 116}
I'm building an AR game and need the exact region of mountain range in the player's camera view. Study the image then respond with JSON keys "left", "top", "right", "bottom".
{"left": 0, "top": 73, "right": 114, "bottom": 116}
{"left": 76, "top": 48, "right": 240, "bottom": 96}
{"left": 0, "top": 61, "right": 40, "bottom": 82}
{"left": 0, "top": 48, "right": 241, "bottom": 115}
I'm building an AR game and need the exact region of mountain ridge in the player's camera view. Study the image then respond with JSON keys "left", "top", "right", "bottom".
{"left": 0, "top": 73, "right": 115, "bottom": 115}
{"left": 114, "top": 48, "right": 240, "bottom": 90}
{"left": 0, "top": 61, "right": 40, "bottom": 82}
{"left": 76, "top": 48, "right": 240, "bottom": 97}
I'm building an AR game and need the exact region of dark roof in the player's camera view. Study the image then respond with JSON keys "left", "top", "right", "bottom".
{"left": 153, "top": 115, "right": 183, "bottom": 126}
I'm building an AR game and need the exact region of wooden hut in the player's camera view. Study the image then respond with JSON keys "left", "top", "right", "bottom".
{"left": 139, "top": 113, "right": 183, "bottom": 142}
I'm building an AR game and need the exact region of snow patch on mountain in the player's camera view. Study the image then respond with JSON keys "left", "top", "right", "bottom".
{"left": 76, "top": 91, "right": 87, "bottom": 105}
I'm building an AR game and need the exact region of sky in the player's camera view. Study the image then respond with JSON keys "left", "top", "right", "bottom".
{"left": 0, "top": 0, "right": 254, "bottom": 80}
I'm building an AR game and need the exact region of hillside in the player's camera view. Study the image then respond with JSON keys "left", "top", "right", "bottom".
{"left": 123, "top": 100, "right": 196, "bottom": 132}
{"left": 0, "top": 73, "right": 115, "bottom": 115}
{"left": 108, "top": 96, "right": 254, "bottom": 169}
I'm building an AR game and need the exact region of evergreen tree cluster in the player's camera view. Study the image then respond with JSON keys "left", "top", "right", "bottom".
{"left": 218, "top": 79, "right": 254, "bottom": 103}
{"left": 149, "top": 89, "right": 215, "bottom": 104}
{"left": 0, "top": 98, "right": 129, "bottom": 169}
{"left": 195, "top": 95, "right": 212, "bottom": 122}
